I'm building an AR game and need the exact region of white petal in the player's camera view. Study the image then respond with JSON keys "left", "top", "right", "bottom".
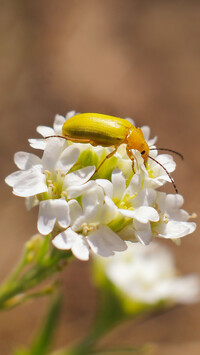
{"left": 96, "top": 179, "right": 113, "bottom": 198}
{"left": 87, "top": 225, "right": 127, "bottom": 257}
{"left": 118, "top": 209, "right": 136, "bottom": 219}
{"left": 42, "top": 138, "right": 65, "bottom": 171}
{"left": 129, "top": 189, "right": 146, "bottom": 208}
{"left": 111, "top": 169, "right": 126, "bottom": 200}
{"left": 53, "top": 199, "right": 70, "bottom": 228}
{"left": 28, "top": 138, "right": 46, "bottom": 150}
{"left": 67, "top": 181, "right": 96, "bottom": 199}
{"left": 144, "top": 188, "right": 157, "bottom": 206}
{"left": 36, "top": 125, "right": 55, "bottom": 137}
{"left": 126, "top": 173, "right": 142, "bottom": 195}
{"left": 141, "top": 126, "right": 150, "bottom": 140}
{"left": 118, "top": 206, "right": 159, "bottom": 224}
{"left": 68, "top": 199, "right": 83, "bottom": 225}
{"left": 53, "top": 114, "right": 65, "bottom": 134}
{"left": 52, "top": 228, "right": 76, "bottom": 249}
{"left": 134, "top": 221, "right": 152, "bottom": 245}
{"left": 14, "top": 151, "right": 41, "bottom": 169}
{"left": 118, "top": 225, "right": 136, "bottom": 241}
{"left": 170, "top": 208, "right": 189, "bottom": 222}
{"left": 158, "top": 220, "right": 196, "bottom": 239}
{"left": 168, "top": 275, "right": 200, "bottom": 304}
{"left": 82, "top": 205, "right": 99, "bottom": 225}
{"left": 125, "top": 117, "right": 135, "bottom": 126}
{"left": 104, "top": 196, "right": 118, "bottom": 212}
{"left": 99, "top": 199, "right": 116, "bottom": 224}
{"left": 56, "top": 145, "right": 80, "bottom": 173}
{"left": 64, "top": 166, "right": 95, "bottom": 186}
{"left": 165, "top": 194, "right": 184, "bottom": 210}
{"left": 132, "top": 150, "right": 144, "bottom": 168}
{"left": 141, "top": 126, "right": 158, "bottom": 146}
{"left": 148, "top": 136, "right": 157, "bottom": 146}
{"left": 148, "top": 149, "right": 158, "bottom": 159}
{"left": 134, "top": 206, "right": 159, "bottom": 223}
{"left": 131, "top": 188, "right": 156, "bottom": 209}
{"left": 13, "top": 168, "right": 47, "bottom": 197}
{"left": 66, "top": 110, "right": 77, "bottom": 120}
{"left": 157, "top": 155, "right": 176, "bottom": 174}
{"left": 82, "top": 185, "right": 104, "bottom": 212}
{"left": 155, "top": 191, "right": 166, "bottom": 212}
{"left": 38, "top": 200, "right": 57, "bottom": 235}
{"left": 5, "top": 170, "right": 25, "bottom": 187}
{"left": 71, "top": 235, "right": 90, "bottom": 261}
{"left": 52, "top": 229, "right": 90, "bottom": 260}
{"left": 71, "top": 214, "right": 87, "bottom": 232}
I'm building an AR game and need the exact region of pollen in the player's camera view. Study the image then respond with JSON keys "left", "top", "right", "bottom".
{"left": 81, "top": 222, "right": 100, "bottom": 236}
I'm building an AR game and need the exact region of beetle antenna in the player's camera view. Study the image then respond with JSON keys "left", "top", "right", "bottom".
{"left": 147, "top": 154, "right": 178, "bottom": 194}
{"left": 149, "top": 148, "right": 184, "bottom": 160}
{"left": 45, "top": 135, "right": 68, "bottom": 141}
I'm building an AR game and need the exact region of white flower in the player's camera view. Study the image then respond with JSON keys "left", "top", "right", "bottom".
{"left": 28, "top": 111, "right": 77, "bottom": 150}
{"left": 52, "top": 185, "right": 127, "bottom": 260}
{"left": 5, "top": 138, "right": 95, "bottom": 235}
{"left": 116, "top": 146, "right": 176, "bottom": 194}
{"left": 137, "top": 150, "right": 176, "bottom": 190}
{"left": 152, "top": 193, "right": 196, "bottom": 239}
{"left": 96, "top": 169, "right": 159, "bottom": 245}
{"left": 97, "top": 242, "right": 200, "bottom": 305}
{"left": 96, "top": 169, "right": 196, "bottom": 245}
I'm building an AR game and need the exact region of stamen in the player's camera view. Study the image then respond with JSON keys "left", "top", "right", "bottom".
{"left": 189, "top": 212, "right": 197, "bottom": 220}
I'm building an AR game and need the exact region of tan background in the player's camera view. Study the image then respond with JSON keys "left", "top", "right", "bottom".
{"left": 0, "top": 1, "right": 200, "bottom": 354}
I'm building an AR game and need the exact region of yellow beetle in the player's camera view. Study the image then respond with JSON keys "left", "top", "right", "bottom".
{"left": 61, "top": 113, "right": 149, "bottom": 171}
{"left": 46, "top": 112, "right": 182, "bottom": 192}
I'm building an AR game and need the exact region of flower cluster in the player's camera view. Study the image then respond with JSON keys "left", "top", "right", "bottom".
{"left": 5, "top": 111, "right": 196, "bottom": 260}
{"left": 95, "top": 242, "right": 200, "bottom": 305}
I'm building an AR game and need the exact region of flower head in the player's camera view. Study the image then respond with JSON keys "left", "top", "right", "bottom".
{"left": 95, "top": 242, "right": 200, "bottom": 305}
{"left": 5, "top": 111, "right": 196, "bottom": 260}
{"left": 5, "top": 138, "right": 95, "bottom": 236}
{"left": 52, "top": 185, "right": 127, "bottom": 260}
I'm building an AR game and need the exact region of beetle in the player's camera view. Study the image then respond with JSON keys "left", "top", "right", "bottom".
{"left": 46, "top": 113, "right": 183, "bottom": 193}
{"left": 62, "top": 113, "right": 149, "bottom": 168}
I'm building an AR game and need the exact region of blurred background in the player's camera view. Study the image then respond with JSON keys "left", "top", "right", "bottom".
{"left": 0, "top": 1, "right": 200, "bottom": 354}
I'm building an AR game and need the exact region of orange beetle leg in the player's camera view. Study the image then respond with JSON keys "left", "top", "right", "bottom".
{"left": 89, "top": 146, "right": 118, "bottom": 180}
{"left": 126, "top": 146, "right": 135, "bottom": 172}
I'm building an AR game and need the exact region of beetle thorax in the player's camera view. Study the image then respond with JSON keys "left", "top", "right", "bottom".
{"left": 126, "top": 127, "right": 149, "bottom": 161}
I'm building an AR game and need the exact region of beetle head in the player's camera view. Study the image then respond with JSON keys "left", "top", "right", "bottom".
{"left": 127, "top": 127, "right": 149, "bottom": 161}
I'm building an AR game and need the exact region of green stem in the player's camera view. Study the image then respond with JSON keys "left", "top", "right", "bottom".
{"left": 0, "top": 251, "right": 28, "bottom": 293}
{"left": 0, "top": 245, "right": 73, "bottom": 309}
{"left": 51, "top": 316, "right": 125, "bottom": 355}
{"left": 62, "top": 290, "right": 126, "bottom": 355}
{"left": 65, "top": 325, "right": 111, "bottom": 355}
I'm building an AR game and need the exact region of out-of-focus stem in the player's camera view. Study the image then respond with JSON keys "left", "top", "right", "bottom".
{"left": 0, "top": 242, "right": 73, "bottom": 310}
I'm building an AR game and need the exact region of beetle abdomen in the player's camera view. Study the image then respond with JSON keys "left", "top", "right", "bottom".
{"left": 62, "top": 113, "right": 131, "bottom": 147}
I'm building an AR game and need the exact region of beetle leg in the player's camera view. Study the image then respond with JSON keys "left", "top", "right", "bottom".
{"left": 89, "top": 146, "right": 118, "bottom": 180}
{"left": 45, "top": 135, "right": 66, "bottom": 140}
{"left": 45, "top": 135, "right": 94, "bottom": 144}
{"left": 66, "top": 136, "right": 93, "bottom": 144}
{"left": 126, "top": 146, "right": 135, "bottom": 172}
